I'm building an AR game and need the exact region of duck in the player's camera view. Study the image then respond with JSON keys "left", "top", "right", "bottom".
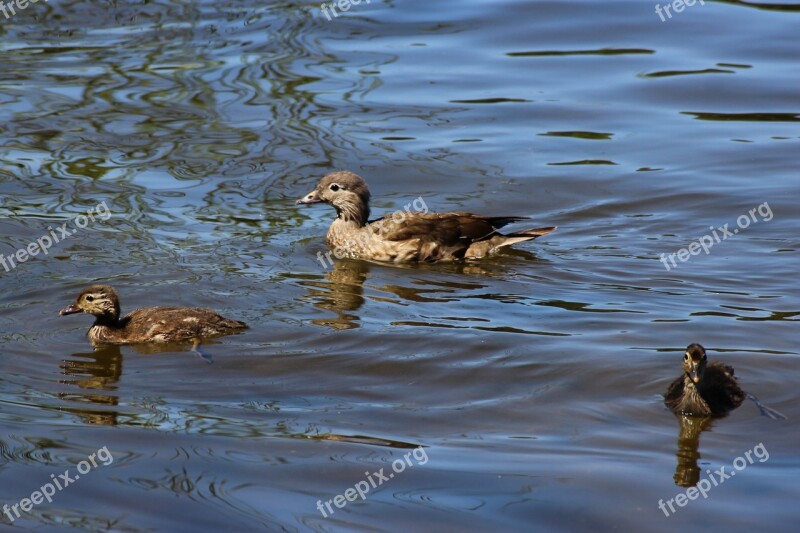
{"left": 664, "top": 343, "right": 745, "bottom": 416}
{"left": 296, "top": 171, "right": 556, "bottom": 263}
{"left": 59, "top": 285, "right": 248, "bottom": 345}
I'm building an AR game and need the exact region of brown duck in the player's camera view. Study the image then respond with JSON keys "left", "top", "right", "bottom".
{"left": 296, "top": 171, "right": 556, "bottom": 263}
{"left": 60, "top": 285, "right": 248, "bottom": 345}
{"left": 664, "top": 344, "right": 745, "bottom": 416}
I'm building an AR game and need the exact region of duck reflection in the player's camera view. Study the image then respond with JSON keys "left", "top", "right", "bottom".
{"left": 59, "top": 345, "right": 123, "bottom": 426}
{"left": 301, "top": 253, "right": 523, "bottom": 329}
{"left": 59, "top": 342, "right": 218, "bottom": 425}
{"left": 671, "top": 413, "right": 714, "bottom": 487}
{"left": 305, "top": 258, "right": 370, "bottom": 330}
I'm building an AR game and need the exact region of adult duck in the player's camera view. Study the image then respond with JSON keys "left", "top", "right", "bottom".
{"left": 296, "top": 171, "right": 555, "bottom": 263}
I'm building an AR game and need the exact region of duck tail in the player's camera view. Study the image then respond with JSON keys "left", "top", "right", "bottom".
{"left": 496, "top": 226, "right": 557, "bottom": 247}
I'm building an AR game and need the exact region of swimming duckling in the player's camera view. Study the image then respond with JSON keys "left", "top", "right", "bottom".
{"left": 664, "top": 343, "right": 745, "bottom": 416}
{"left": 296, "top": 171, "right": 556, "bottom": 263}
{"left": 60, "top": 285, "right": 248, "bottom": 345}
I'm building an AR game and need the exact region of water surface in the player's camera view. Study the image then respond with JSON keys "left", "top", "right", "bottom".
{"left": 1, "top": 0, "right": 798, "bottom": 531}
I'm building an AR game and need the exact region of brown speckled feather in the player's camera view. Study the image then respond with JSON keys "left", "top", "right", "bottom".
{"left": 376, "top": 213, "right": 527, "bottom": 241}
{"left": 90, "top": 307, "right": 248, "bottom": 345}
{"left": 371, "top": 213, "right": 552, "bottom": 261}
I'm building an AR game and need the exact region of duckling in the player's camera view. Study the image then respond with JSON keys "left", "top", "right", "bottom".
{"left": 664, "top": 343, "right": 745, "bottom": 416}
{"left": 59, "top": 285, "right": 248, "bottom": 345}
{"left": 296, "top": 171, "right": 556, "bottom": 263}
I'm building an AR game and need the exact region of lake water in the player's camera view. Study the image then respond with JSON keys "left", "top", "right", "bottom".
{"left": 0, "top": 0, "right": 798, "bottom": 531}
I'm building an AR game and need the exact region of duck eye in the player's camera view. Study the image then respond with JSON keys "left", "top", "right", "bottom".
{"left": 683, "top": 353, "right": 689, "bottom": 361}
{"left": 329, "top": 183, "right": 340, "bottom": 192}
{"left": 86, "top": 296, "right": 94, "bottom": 302}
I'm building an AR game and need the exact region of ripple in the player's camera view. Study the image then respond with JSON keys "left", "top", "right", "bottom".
{"left": 539, "top": 131, "right": 614, "bottom": 140}
{"left": 449, "top": 98, "right": 531, "bottom": 104}
{"left": 506, "top": 48, "right": 654, "bottom": 57}
{"left": 547, "top": 159, "right": 618, "bottom": 166}
{"left": 642, "top": 68, "right": 735, "bottom": 78}
{"left": 682, "top": 112, "right": 800, "bottom": 122}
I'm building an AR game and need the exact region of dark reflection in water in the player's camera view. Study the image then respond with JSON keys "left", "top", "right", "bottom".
{"left": 718, "top": 0, "right": 800, "bottom": 12}
{"left": 295, "top": 255, "right": 540, "bottom": 330}
{"left": 57, "top": 342, "right": 216, "bottom": 425}
{"left": 59, "top": 346, "right": 123, "bottom": 426}
{"left": 682, "top": 112, "right": 800, "bottom": 122}
{"left": 506, "top": 48, "right": 654, "bottom": 57}
{"left": 672, "top": 414, "right": 714, "bottom": 487}
{"left": 306, "top": 433, "right": 423, "bottom": 449}
{"left": 301, "top": 259, "right": 370, "bottom": 330}
{"left": 56, "top": 336, "right": 238, "bottom": 423}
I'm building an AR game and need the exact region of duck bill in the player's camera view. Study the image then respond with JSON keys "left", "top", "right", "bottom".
{"left": 689, "top": 363, "right": 701, "bottom": 383}
{"left": 59, "top": 304, "right": 82, "bottom": 316}
{"left": 296, "top": 190, "right": 323, "bottom": 205}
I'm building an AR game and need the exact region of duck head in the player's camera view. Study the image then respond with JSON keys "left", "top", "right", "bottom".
{"left": 296, "top": 171, "right": 371, "bottom": 225}
{"left": 683, "top": 343, "right": 708, "bottom": 384}
{"left": 60, "top": 285, "right": 121, "bottom": 323}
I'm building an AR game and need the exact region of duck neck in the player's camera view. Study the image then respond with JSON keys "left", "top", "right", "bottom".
{"left": 682, "top": 376, "right": 710, "bottom": 408}
{"left": 335, "top": 200, "right": 369, "bottom": 227}
{"left": 93, "top": 312, "right": 122, "bottom": 329}
{"left": 327, "top": 217, "right": 366, "bottom": 249}
{"left": 683, "top": 376, "right": 704, "bottom": 399}
{"left": 686, "top": 372, "right": 709, "bottom": 392}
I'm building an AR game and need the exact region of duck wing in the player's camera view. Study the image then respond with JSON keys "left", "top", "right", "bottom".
{"left": 702, "top": 362, "right": 746, "bottom": 413}
{"left": 122, "top": 307, "right": 247, "bottom": 343}
{"left": 368, "top": 212, "right": 527, "bottom": 260}
{"left": 373, "top": 212, "right": 526, "bottom": 242}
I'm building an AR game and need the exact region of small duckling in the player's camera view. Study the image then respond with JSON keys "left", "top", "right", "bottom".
{"left": 664, "top": 343, "right": 745, "bottom": 416}
{"left": 60, "top": 285, "right": 248, "bottom": 345}
{"left": 296, "top": 171, "right": 556, "bottom": 263}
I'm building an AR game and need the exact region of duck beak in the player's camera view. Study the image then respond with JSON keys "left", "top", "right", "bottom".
{"left": 689, "top": 363, "right": 701, "bottom": 383}
{"left": 59, "top": 303, "right": 82, "bottom": 316}
{"left": 296, "top": 189, "right": 323, "bottom": 205}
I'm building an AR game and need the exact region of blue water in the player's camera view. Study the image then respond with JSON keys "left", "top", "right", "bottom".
{"left": 0, "top": 0, "right": 798, "bottom": 531}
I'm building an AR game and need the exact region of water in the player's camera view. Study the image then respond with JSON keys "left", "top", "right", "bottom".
{"left": 1, "top": 0, "right": 798, "bottom": 531}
